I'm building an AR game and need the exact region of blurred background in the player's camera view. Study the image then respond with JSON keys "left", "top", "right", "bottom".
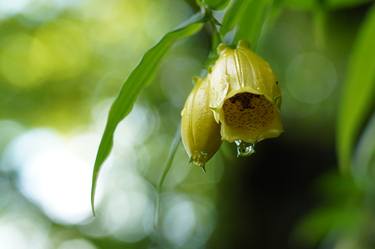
{"left": 0, "top": 0, "right": 374, "bottom": 249}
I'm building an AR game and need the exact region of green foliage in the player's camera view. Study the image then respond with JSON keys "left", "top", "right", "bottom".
{"left": 202, "top": 0, "right": 230, "bottom": 9}
{"left": 90, "top": 0, "right": 278, "bottom": 214}
{"left": 2, "top": 0, "right": 375, "bottom": 248}
{"left": 283, "top": 0, "right": 372, "bottom": 10}
{"left": 88, "top": 2, "right": 375, "bottom": 246}
{"left": 220, "top": 0, "right": 249, "bottom": 36}
{"left": 220, "top": 0, "right": 274, "bottom": 48}
{"left": 294, "top": 173, "right": 364, "bottom": 245}
{"left": 90, "top": 13, "right": 205, "bottom": 214}
{"left": 283, "top": 0, "right": 317, "bottom": 10}
{"left": 326, "top": 0, "right": 373, "bottom": 8}
{"left": 295, "top": 206, "right": 363, "bottom": 244}
{"left": 234, "top": 0, "right": 273, "bottom": 49}
{"left": 354, "top": 114, "right": 375, "bottom": 179}
{"left": 337, "top": 5, "right": 375, "bottom": 175}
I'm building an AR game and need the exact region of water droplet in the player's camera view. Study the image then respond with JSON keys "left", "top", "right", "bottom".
{"left": 235, "top": 140, "right": 255, "bottom": 157}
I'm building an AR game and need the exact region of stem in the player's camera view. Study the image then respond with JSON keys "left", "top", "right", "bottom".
{"left": 206, "top": 9, "right": 223, "bottom": 50}
{"left": 313, "top": 0, "right": 327, "bottom": 49}
{"left": 154, "top": 124, "right": 181, "bottom": 230}
{"left": 157, "top": 124, "right": 181, "bottom": 191}
{"left": 200, "top": 8, "right": 223, "bottom": 71}
{"left": 313, "top": 9, "right": 326, "bottom": 49}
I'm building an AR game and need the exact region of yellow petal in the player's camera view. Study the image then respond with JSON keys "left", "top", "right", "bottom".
{"left": 181, "top": 77, "right": 222, "bottom": 167}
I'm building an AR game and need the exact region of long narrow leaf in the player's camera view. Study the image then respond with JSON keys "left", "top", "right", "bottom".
{"left": 220, "top": 0, "right": 273, "bottom": 47}
{"left": 91, "top": 13, "right": 205, "bottom": 214}
{"left": 337, "top": 6, "right": 375, "bottom": 174}
{"left": 234, "top": 0, "right": 273, "bottom": 48}
{"left": 354, "top": 113, "right": 375, "bottom": 179}
{"left": 283, "top": 0, "right": 371, "bottom": 10}
{"left": 203, "top": 0, "right": 230, "bottom": 9}
{"left": 326, "top": 0, "right": 372, "bottom": 9}
{"left": 220, "top": 0, "right": 249, "bottom": 36}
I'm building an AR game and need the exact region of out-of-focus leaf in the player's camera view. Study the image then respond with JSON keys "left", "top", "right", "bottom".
{"left": 90, "top": 13, "right": 205, "bottom": 215}
{"left": 294, "top": 172, "right": 365, "bottom": 246}
{"left": 313, "top": 9, "right": 327, "bottom": 49}
{"left": 234, "top": 0, "right": 273, "bottom": 48}
{"left": 337, "top": 6, "right": 375, "bottom": 175}
{"left": 283, "top": 0, "right": 371, "bottom": 10}
{"left": 220, "top": 0, "right": 273, "bottom": 47}
{"left": 326, "top": 0, "right": 373, "bottom": 9}
{"left": 203, "top": 0, "right": 230, "bottom": 10}
{"left": 282, "top": 0, "right": 317, "bottom": 10}
{"left": 316, "top": 173, "right": 363, "bottom": 204}
{"left": 354, "top": 113, "right": 375, "bottom": 179}
{"left": 294, "top": 207, "right": 363, "bottom": 245}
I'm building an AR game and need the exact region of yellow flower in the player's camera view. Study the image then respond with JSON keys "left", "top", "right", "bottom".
{"left": 181, "top": 77, "right": 222, "bottom": 167}
{"left": 208, "top": 41, "right": 283, "bottom": 143}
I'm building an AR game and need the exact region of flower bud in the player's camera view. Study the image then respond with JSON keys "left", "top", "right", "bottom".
{"left": 208, "top": 41, "right": 283, "bottom": 143}
{"left": 181, "top": 77, "right": 222, "bottom": 167}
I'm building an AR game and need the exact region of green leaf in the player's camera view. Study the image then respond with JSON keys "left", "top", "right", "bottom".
{"left": 337, "top": 6, "right": 375, "bottom": 175}
{"left": 234, "top": 0, "right": 273, "bottom": 48}
{"left": 294, "top": 206, "right": 363, "bottom": 245}
{"left": 220, "top": 0, "right": 249, "bottom": 36}
{"left": 220, "top": 0, "right": 273, "bottom": 47}
{"left": 90, "top": 13, "right": 205, "bottom": 215}
{"left": 354, "top": 113, "right": 375, "bottom": 180}
{"left": 282, "top": 0, "right": 317, "bottom": 10}
{"left": 326, "top": 0, "right": 373, "bottom": 9}
{"left": 203, "top": 0, "right": 230, "bottom": 9}
{"left": 283, "top": 0, "right": 371, "bottom": 10}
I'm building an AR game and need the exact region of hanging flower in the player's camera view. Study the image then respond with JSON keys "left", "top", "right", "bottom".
{"left": 208, "top": 40, "right": 283, "bottom": 144}
{"left": 181, "top": 77, "right": 222, "bottom": 167}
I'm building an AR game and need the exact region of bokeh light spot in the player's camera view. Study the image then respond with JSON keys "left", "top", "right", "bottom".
{"left": 3, "top": 129, "right": 97, "bottom": 224}
{"left": 58, "top": 239, "right": 97, "bottom": 249}
{"left": 162, "top": 196, "right": 196, "bottom": 247}
{"left": 286, "top": 52, "right": 338, "bottom": 104}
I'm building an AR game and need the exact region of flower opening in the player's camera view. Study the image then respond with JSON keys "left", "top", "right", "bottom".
{"left": 221, "top": 92, "right": 282, "bottom": 143}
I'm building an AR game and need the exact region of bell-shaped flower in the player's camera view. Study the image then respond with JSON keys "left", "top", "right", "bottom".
{"left": 208, "top": 41, "right": 283, "bottom": 143}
